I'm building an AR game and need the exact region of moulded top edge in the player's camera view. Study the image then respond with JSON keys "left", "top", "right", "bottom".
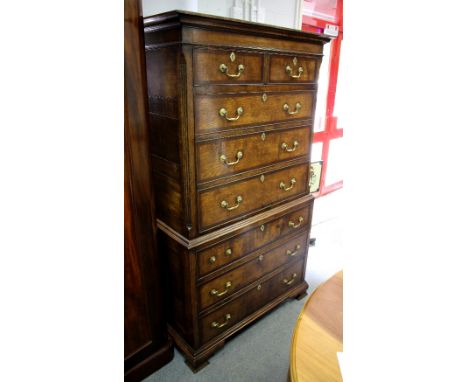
{"left": 143, "top": 10, "right": 332, "bottom": 44}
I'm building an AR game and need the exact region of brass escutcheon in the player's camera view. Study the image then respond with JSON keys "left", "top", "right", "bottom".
{"left": 218, "top": 52, "right": 245, "bottom": 78}
{"left": 285, "top": 57, "right": 304, "bottom": 78}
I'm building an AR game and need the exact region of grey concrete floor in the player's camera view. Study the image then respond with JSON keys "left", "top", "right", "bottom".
{"left": 144, "top": 190, "right": 343, "bottom": 382}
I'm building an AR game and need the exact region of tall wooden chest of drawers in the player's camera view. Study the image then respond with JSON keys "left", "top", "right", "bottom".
{"left": 143, "top": 10, "right": 330, "bottom": 372}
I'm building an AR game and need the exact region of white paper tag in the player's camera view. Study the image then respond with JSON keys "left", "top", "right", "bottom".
{"left": 324, "top": 24, "right": 339, "bottom": 37}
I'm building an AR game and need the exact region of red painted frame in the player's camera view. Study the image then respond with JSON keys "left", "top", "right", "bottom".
{"left": 302, "top": 0, "right": 343, "bottom": 197}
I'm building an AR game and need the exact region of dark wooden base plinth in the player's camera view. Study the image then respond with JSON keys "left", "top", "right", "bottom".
{"left": 169, "top": 281, "right": 308, "bottom": 373}
{"left": 125, "top": 338, "right": 174, "bottom": 382}
{"left": 185, "top": 359, "right": 210, "bottom": 373}
{"left": 295, "top": 291, "right": 308, "bottom": 300}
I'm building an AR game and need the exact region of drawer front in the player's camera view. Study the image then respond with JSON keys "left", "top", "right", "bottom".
{"left": 200, "top": 259, "right": 305, "bottom": 343}
{"left": 193, "top": 48, "right": 264, "bottom": 84}
{"left": 197, "top": 205, "right": 311, "bottom": 278}
{"left": 197, "top": 126, "right": 311, "bottom": 182}
{"left": 195, "top": 91, "right": 314, "bottom": 133}
{"left": 198, "top": 231, "right": 309, "bottom": 311}
{"left": 198, "top": 163, "right": 309, "bottom": 230}
{"left": 269, "top": 54, "right": 318, "bottom": 83}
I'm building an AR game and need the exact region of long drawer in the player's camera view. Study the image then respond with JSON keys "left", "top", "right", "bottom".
{"left": 195, "top": 91, "right": 315, "bottom": 133}
{"left": 200, "top": 259, "right": 305, "bottom": 344}
{"left": 196, "top": 126, "right": 311, "bottom": 183}
{"left": 198, "top": 162, "right": 309, "bottom": 231}
{"left": 198, "top": 231, "right": 309, "bottom": 311}
{"left": 197, "top": 205, "right": 310, "bottom": 278}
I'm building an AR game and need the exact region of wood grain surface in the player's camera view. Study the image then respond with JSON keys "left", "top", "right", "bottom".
{"left": 183, "top": 28, "right": 325, "bottom": 54}
{"left": 195, "top": 91, "right": 314, "bottom": 133}
{"left": 196, "top": 205, "right": 310, "bottom": 278}
{"left": 198, "top": 163, "right": 309, "bottom": 230}
{"left": 200, "top": 259, "right": 306, "bottom": 343}
{"left": 124, "top": 0, "right": 173, "bottom": 379}
{"left": 194, "top": 48, "right": 264, "bottom": 85}
{"left": 198, "top": 231, "right": 309, "bottom": 310}
{"left": 143, "top": 10, "right": 330, "bottom": 370}
{"left": 269, "top": 54, "right": 318, "bottom": 83}
{"left": 196, "top": 126, "right": 311, "bottom": 182}
{"left": 290, "top": 270, "right": 343, "bottom": 382}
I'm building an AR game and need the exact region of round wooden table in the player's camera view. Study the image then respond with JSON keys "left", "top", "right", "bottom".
{"left": 289, "top": 270, "right": 343, "bottom": 382}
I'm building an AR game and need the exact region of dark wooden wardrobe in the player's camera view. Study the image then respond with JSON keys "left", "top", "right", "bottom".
{"left": 124, "top": 0, "right": 174, "bottom": 380}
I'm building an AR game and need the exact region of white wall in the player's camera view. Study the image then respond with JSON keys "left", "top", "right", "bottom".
{"left": 263, "top": 0, "right": 299, "bottom": 29}
{"left": 142, "top": 0, "right": 197, "bottom": 17}
{"left": 198, "top": 0, "right": 232, "bottom": 18}
{"left": 142, "top": 0, "right": 302, "bottom": 30}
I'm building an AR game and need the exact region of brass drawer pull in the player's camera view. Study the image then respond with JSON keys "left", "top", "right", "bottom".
{"left": 211, "top": 313, "right": 232, "bottom": 329}
{"left": 285, "top": 65, "right": 304, "bottom": 79}
{"left": 279, "top": 178, "right": 296, "bottom": 191}
{"left": 288, "top": 216, "right": 304, "bottom": 228}
{"left": 281, "top": 140, "right": 299, "bottom": 152}
{"left": 283, "top": 273, "right": 297, "bottom": 286}
{"left": 210, "top": 281, "right": 232, "bottom": 297}
{"left": 286, "top": 244, "right": 301, "bottom": 257}
{"left": 219, "top": 63, "right": 245, "bottom": 78}
{"left": 283, "top": 102, "right": 302, "bottom": 115}
{"left": 220, "top": 151, "right": 243, "bottom": 166}
{"left": 221, "top": 195, "right": 243, "bottom": 211}
{"left": 210, "top": 248, "right": 232, "bottom": 264}
{"left": 219, "top": 106, "right": 244, "bottom": 121}
{"left": 285, "top": 57, "right": 304, "bottom": 79}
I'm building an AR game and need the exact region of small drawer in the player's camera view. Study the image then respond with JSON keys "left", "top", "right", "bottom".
{"left": 193, "top": 48, "right": 264, "bottom": 85}
{"left": 195, "top": 91, "right": 314, "bottom": 133}
{"left": 197, "top": 205, "right": 311, "bottom": 278}
{"left": 198, "top": 163, "right": 309, "bottom": 231}
{"left": 198, "top": 231, "right": 309, "bottom": 311}
{"left": 200, "top": 259, "right": 305, "bottom": 343}
{"left": 269, "top": 54, "right": 318, "bottom": 83}
{"left": 196, "top": 126, "right": 311, "bottom": 183}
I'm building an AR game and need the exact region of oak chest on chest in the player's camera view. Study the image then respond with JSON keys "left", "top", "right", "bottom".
{"left": 143, "top": 10, "right": 329, "bottom": 372}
